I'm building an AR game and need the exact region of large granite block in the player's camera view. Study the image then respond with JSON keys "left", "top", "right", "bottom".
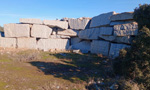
{"left": 100, "top": 27, "right": 113, "bottom": 35}
{"left": 4, "top": 24, "right": 30, "bottom": 38}
{"left": 57, "top": 29, "right": 78, "bottom": 36}
{"left": 20, "top": 18, "right": 43, "bottom": 24}
{"left": 110, "top": 12, "right": 133, "bottom": 21}
{"left": 90, "top": 12, "right": 116, "bottom": 28}
{"left": 17, "top": 38, "right": 37, "bottom": 49}
{"left": 37, "top": 38, "right": 70, "bottom": 51}
{"left": 31, "top": 25, "right": 52, "bottom": 38}
{"left": 91, "top": 40, "right": 110, "bottom": 56}
{"left": 49, "top": 35, "right": 70, "bottom": 39}
{"left": 110, "top": 21, "right": 134, "bottom": 26}
{"left": 0, "top": 37, "right": 16, "bottom": 48}
{"left": 70, "top": 37, "right": 81, "bottom": 45}
{"left": 68, "top": 18, "right": 91, "bottom": 30}
{"left": 43, "top": 20, "right": 68, "bottom": 29}
{"left": 109, "top": 43, "right": 130, "bottom": 58}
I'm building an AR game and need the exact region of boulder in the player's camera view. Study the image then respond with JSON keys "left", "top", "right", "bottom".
{"left": 91, "top": 40, "right": 110, "bottom": 56}
{"left": 31, "top": 25, "right": 52, "bottom": 38}
{"left": 20, "top": 18, "right": 43, "bottom": 24}
{"left": 4, "top": 24, "right": 30, "bottom": 38}
{"left": 110, "top": 21, "right": 134, "bottom": 26}
{"left": 114, "top": 22, "right": 138, "bottom": 36}
{"left": 71, "top": 37, "right": 81, "bottom": 45}
{"left": 68, "top": 18, "right": 91, "bottom": 30}
{"left": 69, "top": 41, "right": 91, "bottom": 53}
{"left": 0, "top": 37, "right": 16, "bottom": 48}
{"left": 110, "top": 12, "right": 133, "bottom": 21}
{"left": 90, "top": 12, "right": 116, "bottom": 28}
{"left": 17, "top": 38, "right": 37, "bottom": 49}
{"left": 37, "top": 38, "right": 70, "bottom": 51}
{"left": 109, "top": 43, "right": 130, "bottom": 58}
{"left": 78, "top": 28, "right": 100, "bottom": 40}
{"left": 43, "top": 20, "right": 68, "bottom": 29}
{"left": 57, "top": 29, "right": 78, "bottom": 36}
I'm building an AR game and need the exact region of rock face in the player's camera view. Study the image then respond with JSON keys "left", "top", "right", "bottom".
{"left": 70, "top": 37, "right": 81, "bottom": 45}
{"left": 0, "top": 38, "right": 16, "bottom": 48}
{"left": 90, "top": 12, "right": 116, "bottom": 28}
{"left": 50, "top": 35, "right": 70, "bottom": 39}
{"left": 17, "top": 38, "right": 37, "bottom": 49}
{"left": 57, "top": 29, "right": 78, "bottom": 36}
{"left": 114, "top": 22, "right": 138, "bottom": 36}
{"left": 69, "top": 41, "right": 91, "bottom": 53}
{"left": 110, "top": 21, "right": 134, "bottom": 26}
{"left": 43, "top": 20, "right": 68, "bottom": 29}
{"left": 4, "top": 24, "right": 30, "bottom": 38}
{"left": 110, "top": 12, "right": 133, "bottom": 21}
{"left": 31, "top": 25, "right": 52, "bottom": 38}
{"left": 100, "top": 27, "right": 113, "bottom": 35}
{"left": 68, "top": 18, "right": 91, "bottom": 30}
{"left": 37, "top": 38, "right": 70, "bottom": 51}
{"left": 20, "top": 18, "right": 43, "bottom": 24}
{"left": 109, "top": 43, "right": 130, "bottom": 58}
{"left": 91, "top": 40, "right": 110, "bottom": 56}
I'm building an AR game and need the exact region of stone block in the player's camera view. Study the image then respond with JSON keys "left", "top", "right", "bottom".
{"left": 20, "top": 18, "right": 43, "bottom": 24}
{"left": 37, "top": 38, "right": 70, "bottom": 51}
{"left": 110, "top": 21, "right": 134, "bottom": 26}
{"left": 91, "top": 40, "right": 110, "bottom": 56}
{"left": 57, "top": 29, "right": 78, "bottom": 36}
{"left": 100, "top": 27, "right": 113, "bottom": 35}
{"left": 31, "top": 25, "right": 52, "bottom": 38}
{"left": 68, "top": 18, "right": 91, "bottom": 30}
{"left": 0, "top": 37, "right": 16, "bottom": 48}
{"left": 109, "top": 43, "right": 130, "bottom": 58}
{"left": 90, "top": 12, "right": 116, "bottom": 28}
{"left": 17, "top": 38, "right": 37, "bottom": 49}
{"left": 71, "top": 37, "right": 81, "bottom": 45}
{"left": 4, "top": 24, "right": 30, "bottom": 38}
{"left": 110, "top": 12, "right": 133, "bottom": 21}
{"left": 43, "top": 20, "right": 68, "bottom": 29}
{"left": 50, "top": 35, "right": 70, "bottom": 39}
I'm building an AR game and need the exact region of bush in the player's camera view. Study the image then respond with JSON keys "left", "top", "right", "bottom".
{"left": 113, "top": 4, "right": 150, "bottom": 89}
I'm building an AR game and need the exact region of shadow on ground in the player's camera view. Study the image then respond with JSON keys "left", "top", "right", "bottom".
{"left": 29, "top": 53, "right": 113, "bottom": 82}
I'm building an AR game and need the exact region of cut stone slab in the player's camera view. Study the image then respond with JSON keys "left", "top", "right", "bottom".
{"left": 114, "top": 22, "right": 138, "bottom": 30}
{"left": 99, "top": 35, "right": 116, "bottom": 41}
{"left": 50, "top": 35, "right": 70, "bottom": 39}
{"left": 0, "top": 37, "right": 16, "bottom": 48}
{"left": 37, "top": 38, "right": 70, "bottom": 51}
{"left": 43, "top": 20, "right": 68, "bottom": 29}
{"left": 100, "top": 27, "right": 113, "bottom": 35}
{"left": 79, "top": 28, "right": 100, "bottom": 40}
{"left": 91, "top": 40, "right": 110, "bottom": 56}
{"left": 114, "top": 29, "right": 138, "bottom": 36}
{"left": 68, "top": 18, "right": 91, "bottom": 30}
{"left": 31, "top": 25, "right": 52, "bottom": 38}
{"left": 110, "top": 21, "right": 134, "bottom": 26}
{"left": 57, "top": 29, "right": 78, "bottom": 36}
{"left": 109, "top": 43, "right": 130, "bottom": 58}
{"left": 69, "top": 41, "right": 91, "bottom": 53}
{"left": 110, "top": 12, "right": 133, "bottom": 21}
{"left": 90, "top": 12, "right": 116, "bottom": 28}
{"left": 4, "top": 24, "right": 30, "bottom": 38}
{"left": 17, "top": 38, "right": 37, "bottom": 49}
{"left": 71, "top": 37, "right": 82, "bottom": 45}
{"left": 20, "top": 18, "right": 43, "bottom": 24}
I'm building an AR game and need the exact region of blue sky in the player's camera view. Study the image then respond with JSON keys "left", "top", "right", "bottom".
{"left": 0, "top": 0, "right": 150, "bottom": 26}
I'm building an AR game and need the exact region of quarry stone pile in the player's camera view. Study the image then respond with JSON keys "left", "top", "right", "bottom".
{"left": 2, "top": 11, "right": 137, "bottom": 58}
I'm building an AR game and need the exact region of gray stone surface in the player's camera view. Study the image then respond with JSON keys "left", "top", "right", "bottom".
{"left": 43, "top": 20, "right": 68, "bottom": 29}
{"left": 50, "top": 35, "right": 70, "bottom": 39}
{"left": 0, "top": 37, "right": 16, "bottom": 48}
{"left": 68, "top": 18, "right": 91, "bottom": 30}
{"left": 114, "top": 29, "right": 138, "bottom": 36}
{"left": 79, "top": 28, "right": 100, "bottom": 40}
{"left": 109, "top": 43, "right": 130, "bottom": 58}
{"left": 99, "top": 35, "right": 116, "bottom": 41}
{"left": 69, "top": 41, "right": 91, "bottom": 53}
{"left": 110, "top": 21, "right": 134, "bottom": 26}
{"left": 31, "top": 25, "right": 52, "bottom": 38}
{"left": 37, "top": 38, "right": 70, "bottom": 51}
{"left": 20, "top": 18, "right": 43, "bottom": 24}
{"left": 110, "top": 12, "right": 133, "bottom": 21}
{"left": 17, "top": 38, "right": 37, "bottom": 49}
{"left": 4, "top": 24, "right": 30, "bottom": 38}
{"left": 100, "top": 27, "right": 113, "bottom": 35}
{"left": 91, "top": 40, "right": 110, "bottom": 56}
{"left": 57, "top": 29, "right": 77, "bottom": 36}
{"left": 90, "top": 12, "right": 116, "bottom": 28}
{"left": 71, "top": 37, "right": 81, "bottom": 45}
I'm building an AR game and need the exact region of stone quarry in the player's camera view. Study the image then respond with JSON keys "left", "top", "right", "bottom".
{"left": 1, "top": 11, "right": 137, "bottom": 58}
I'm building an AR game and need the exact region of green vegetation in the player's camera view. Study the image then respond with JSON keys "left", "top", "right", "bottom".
{"left": 114, "top": 4, "right": 150, "bottom": 89}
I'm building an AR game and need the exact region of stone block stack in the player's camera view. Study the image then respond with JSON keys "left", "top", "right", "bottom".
{"left": 1, "top": 11, "right": 137, "bottom": 58}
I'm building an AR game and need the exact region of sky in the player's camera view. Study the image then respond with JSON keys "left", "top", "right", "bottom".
{"left": 0, "top": 0, "right": 150, "bottom": 26}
